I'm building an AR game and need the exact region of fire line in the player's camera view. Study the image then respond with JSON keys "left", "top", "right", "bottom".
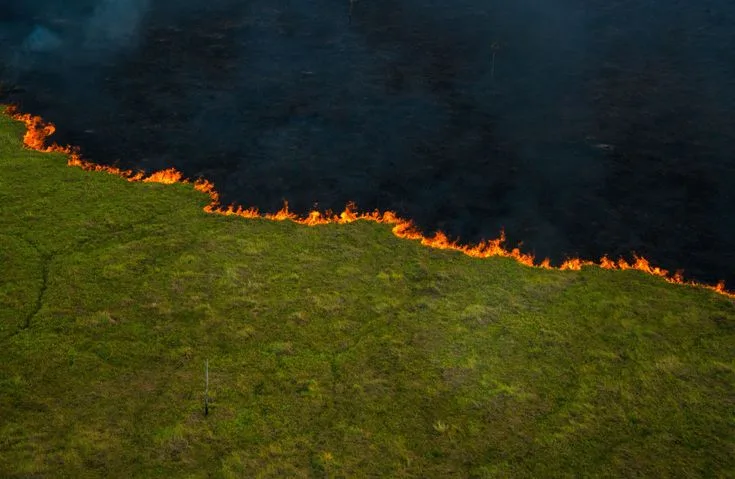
{"left": 5, "top": 105, "right": 733, "bottom": 300}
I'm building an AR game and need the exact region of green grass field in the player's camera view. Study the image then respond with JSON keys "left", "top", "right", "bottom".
{"left": 0, "top": 107, "right": 733, "bottom": 478}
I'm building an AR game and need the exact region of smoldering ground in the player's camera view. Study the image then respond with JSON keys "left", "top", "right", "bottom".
{"left": 1, "top": 0, "right": 734, "bottom": 286}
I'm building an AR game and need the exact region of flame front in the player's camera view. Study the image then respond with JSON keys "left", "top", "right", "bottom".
{"left": 5, "top": 105, "right": 733, "bottom": 299}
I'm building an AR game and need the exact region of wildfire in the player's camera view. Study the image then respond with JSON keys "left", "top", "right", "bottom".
{"left": 5, "top": 105, "right": 733, "bottom": 300}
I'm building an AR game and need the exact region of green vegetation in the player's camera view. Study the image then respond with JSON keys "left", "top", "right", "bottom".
{"left": 0, "top": 108, "right": 733, "bottom": 477}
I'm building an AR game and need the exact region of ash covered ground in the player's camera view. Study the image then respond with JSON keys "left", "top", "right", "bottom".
{"left": 1, "top": 0, "right": 734, "bottom": 285}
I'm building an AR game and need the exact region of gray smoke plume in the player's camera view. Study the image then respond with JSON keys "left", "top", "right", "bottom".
{"left": 1, "top": 0, "right": 151, "bottom": 76}
{"left": 84, "top": 0, "right": 150, "bottom": 51}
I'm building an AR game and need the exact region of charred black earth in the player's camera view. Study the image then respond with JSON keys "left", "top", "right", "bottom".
{"left": 2, "top": 0, "right": 734, "bottom": 286}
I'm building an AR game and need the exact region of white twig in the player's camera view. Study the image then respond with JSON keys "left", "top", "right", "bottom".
{"left": 204, "top": 359, "right": 209, "bottom": 416}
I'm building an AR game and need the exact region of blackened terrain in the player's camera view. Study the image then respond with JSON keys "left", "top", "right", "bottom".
{"left": 1, "top": 0, "right": 733, "bottom": 285}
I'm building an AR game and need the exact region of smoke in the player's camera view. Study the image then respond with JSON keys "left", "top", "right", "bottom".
{"left": 1, "top": 0, "right": 151, "bottom": 75}
{"left": 1, "top": 0, "right": 734, "bottom": 286}
{"left": 23, "top": 26, "right": 62, "bottom": 52}
{"left": 84, "top": 0, "right": 150, "bottom": 51}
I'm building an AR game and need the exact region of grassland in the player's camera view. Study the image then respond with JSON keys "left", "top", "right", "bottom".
{"left": 0, "top": 107, "right": 733, "bottom": 478}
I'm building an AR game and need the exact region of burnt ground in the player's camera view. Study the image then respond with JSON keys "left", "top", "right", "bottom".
{"left": 1, "top": 0, "right": 734, "bottom": 285}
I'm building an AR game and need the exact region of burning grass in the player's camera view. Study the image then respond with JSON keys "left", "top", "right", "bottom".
{"left": 4, "top": 105, "right": 733, "bottom": 299}
{"left": 0, "top": 106, "right": 733, "bottom": 477}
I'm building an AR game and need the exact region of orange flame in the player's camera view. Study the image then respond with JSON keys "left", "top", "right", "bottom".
{"left": 5, "top": 105, "right": 733, "bottom": 300}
